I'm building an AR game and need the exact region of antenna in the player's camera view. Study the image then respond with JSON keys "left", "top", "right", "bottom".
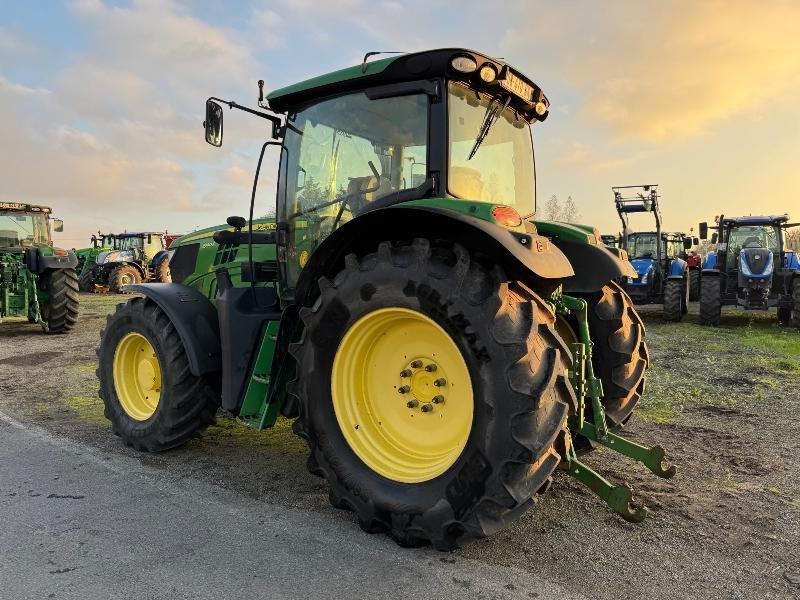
{"left": 361, "top": 51, "right": 404, "bottom": 73}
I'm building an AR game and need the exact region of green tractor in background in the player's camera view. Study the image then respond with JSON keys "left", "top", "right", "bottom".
{"left": 97, "top": 49, "right": 673, "bottom": 549}
{"left": 75, "top": 232, "right": 117, "bottom": 291}
{"left": 0, "top": 201, "right": 79, "bottom": 333}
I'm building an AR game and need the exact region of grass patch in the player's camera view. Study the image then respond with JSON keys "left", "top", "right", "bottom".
{"left": 64, "top": 394, "right": 107, "bottom": 425}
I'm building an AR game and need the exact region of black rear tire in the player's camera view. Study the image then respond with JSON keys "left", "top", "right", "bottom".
{"left": 663, "top": 278, "right": 684, "bottom": 322}
{"left": 97, "top": 297, "right": 220, "bottom": 452}
{"left": 290, "top": 239, "right": 575, "bottom": 550}
{"left": 699, "top": 274, "right": 722, "bottom": 326}
{"left": 41, "top": 269, "right": 79, "bottom": 334}
{"left": 109, "top": 265, "right": 141, "bottom": 293}
{"left": 577, "top": 282, "right": 649, "bottom": 428}
{"left": 689, "top": 269, "right": 700, "bottom": 301}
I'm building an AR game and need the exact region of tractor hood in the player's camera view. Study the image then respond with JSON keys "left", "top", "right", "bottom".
{"left": 739, "top": 248, "right": 773, "bottom": 278}
{"left": 630, "top": 257, "right": 655, "bottom": 278}
{"left": 97, "top": 249, "right": 135, "bottom": 265}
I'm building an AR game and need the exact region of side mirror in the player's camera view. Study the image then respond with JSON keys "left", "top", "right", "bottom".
{"left": 52, "top": 218, "right": 64, "bottom": 233}
{"left": 711, "top": 233, "right": 718, "bottom": 244}
{"left": 147, "top": 234, "right": 152, "bottom": 244}
{"left": 204, "top": 100, "right": 224, "bottom": 147}
{"left": 227, "top": 216, "right": 247, "bottom": 230}
{"left": 683, "top": 238, "right": 692, "bottom": 250}
{"left": 693, "top": 237, "right": 699, "bottom": 246}
{"left": 699, "top": 222, "right": 708, "bottom": 240}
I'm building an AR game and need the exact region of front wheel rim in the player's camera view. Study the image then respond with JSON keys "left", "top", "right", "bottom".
{"left": 331, "top": 307, "right": 473, "bottom": 483}
{"left": 112, "top": 332, "right": 162, "bottom": 421}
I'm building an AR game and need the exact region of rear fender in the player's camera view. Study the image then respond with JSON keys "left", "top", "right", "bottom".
{"left": 126, "top": 283, "right": 221, "bottom": 376}
{"left": 150, "top": 250, "right": 169, "bottom": 266}
{"left": 295, "top": 205, "right": 575, "bottom": 305}
{"left": 548, "top": 239, "right": 638, "bottom": 293}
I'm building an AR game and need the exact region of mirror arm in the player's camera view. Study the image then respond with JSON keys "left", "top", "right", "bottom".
{"left": 208, "top": 97, "right": 283, "bottom": 138}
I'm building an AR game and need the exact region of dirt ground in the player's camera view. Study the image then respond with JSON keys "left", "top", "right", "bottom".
{"left": 1, "top": 293, "right": 798, "bottom": 599}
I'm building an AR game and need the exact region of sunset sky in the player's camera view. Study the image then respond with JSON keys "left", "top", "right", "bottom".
{"left": 1, "top": 0, "right": 799, "bottom": 247}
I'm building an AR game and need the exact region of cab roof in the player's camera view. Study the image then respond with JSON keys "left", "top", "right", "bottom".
{"left": 266, "top": 48, "right": 549, "bottom": 121}
{"left": 725, "top": 215, "right": 790, "bottom": 225}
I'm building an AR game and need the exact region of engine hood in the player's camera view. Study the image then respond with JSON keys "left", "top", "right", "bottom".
{"left": 96, "top": 249, "right": 135, "bottom": 264}
{"left": 630, "top": 257, "right": 655, "bottom": 277}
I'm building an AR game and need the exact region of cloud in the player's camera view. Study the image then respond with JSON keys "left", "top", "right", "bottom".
{"left": 552, "top": 141, "right": 642, "bottom": 173}
{"left": 0, "top": 0, "right": 268, "bottom": 245}
{"left": 568, "top": 1, "right": 800, "bottom": 140}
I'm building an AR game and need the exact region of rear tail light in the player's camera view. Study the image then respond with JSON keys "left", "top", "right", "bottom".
{"left": 54, "top": 249, "right": 68, "bottom": 256}
{"left": 491, "top": 205, "right": 522, "bottom": 228}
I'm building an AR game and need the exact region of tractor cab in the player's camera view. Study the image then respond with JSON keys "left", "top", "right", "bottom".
{"left": 699, "top": 215, "right": 800, "bottom": 318}
{"left": 0, "top": 202, "right": 63, "bottom": 252}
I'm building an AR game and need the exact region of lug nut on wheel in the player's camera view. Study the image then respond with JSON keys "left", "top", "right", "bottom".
{"left": 424, "top": 363, "right": 437, "bottom": 372}
{"left": 400, "top": 369, "right": 412, "bottom": 378}
{"left": 432, "top": 395, "right": 445, "bottom": 404}
{"left": 433, "top": 378, "right": 446, "bottom": 387}
{"left": 398, "top": 385, "right": 411, "bottom": 394}
{"left": 421, "top": 403, "right": 433, "bottom": 412}
{"left": 410, "top": 359, "right": 423, "bottom": 369}
{"left": 406, "top": 399, "right": 419, "bottom": 408}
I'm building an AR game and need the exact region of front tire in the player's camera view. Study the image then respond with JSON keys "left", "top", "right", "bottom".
{"left": 290, "top": 239, "right": 575, "bottom": 550}
{"left": 689, "top": 269, "right": 700, "bottom": 301}
{"left": 791, "top": 278, "right": 800, "bottom": 328}
{"left": 109, "top": 265, "right": 141, "bottom": 293}
{"left": 41, "top": 269, "right": 79, "bottom": 333}
{"left": 97, "top": 297, "right": 220, "bottom": 451}
{"left": 79, "top": 269, "right": 96, "bottom": 292}
{"left": 663, "top": 278, "right": 684, "bottom": 322}
{"left": 577, "top": 282, "right": 649, "bottom": 428}
{"left": 699, "top": 275, "right": 722, "bottom": 326}
{"left": 155, "top": 259, "right": 171, "bottom": 283}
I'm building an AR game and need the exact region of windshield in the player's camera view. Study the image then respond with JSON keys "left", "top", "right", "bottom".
{"left": 0, "top": 211, "right": 48, "bottom": 248}
{"left": 279, "top": 91, "right": 429, "bottom": 289}
{"left": 117, "top": 236, "right": 143, "bottom": 250}
{"left": 448, "top": 81, "right": 535, "bottom": 215}
{"left": 728, "top": 225, "right": 779, "bottom": 251}
{"left": 627, "top": 233, "right": 659, "bottom": 259}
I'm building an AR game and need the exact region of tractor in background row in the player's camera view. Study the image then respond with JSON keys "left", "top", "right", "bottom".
{"left": 0, "top": 201, "right": 79, "bottom": 333}
{"left": 87, "top": 231, "right": 175, "bottom": 293}
{"left": 75, "top": 233, "right": 117, "bottom": 291}
{"left": 698, "top": 214, "right": 800, "bottom": 326}
{"left": 97, "top": 49, "right": 674, "bottom": 549}
{"left": 614, "top": 185, "right": 691, "bottom": 321}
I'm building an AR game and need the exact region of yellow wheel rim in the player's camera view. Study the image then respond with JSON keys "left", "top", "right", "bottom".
{"left": 112, "top": 332, "right": 162, "bottom": 421}
{"left": 331, "top": 307, "right": 474, "bottom": 483}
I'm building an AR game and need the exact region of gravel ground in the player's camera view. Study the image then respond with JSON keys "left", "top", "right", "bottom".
{"left": 1, "top": 293, "right": 798, "bottom": 599}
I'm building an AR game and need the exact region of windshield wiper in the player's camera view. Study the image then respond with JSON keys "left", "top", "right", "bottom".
{"left": 466, "top": 95, "right": 511, "bottom": 161}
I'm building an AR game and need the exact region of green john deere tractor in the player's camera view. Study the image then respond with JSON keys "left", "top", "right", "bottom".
{"left": 97, "top": 49, "right": 673, "bottom": 549}
{"left": 75, "top": 233, "right": 117, "bottom": 291}
{"left": 0, "top": 201, "right": 79, "bottom": 333}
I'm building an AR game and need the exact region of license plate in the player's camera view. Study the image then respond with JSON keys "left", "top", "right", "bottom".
{"left": 500, "top": 71, "right": 533, "bottom": 102}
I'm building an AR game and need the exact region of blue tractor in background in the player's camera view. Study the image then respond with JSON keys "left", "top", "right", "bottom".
{"left": 615, "top": 184, "right": 692, "bottom": 321}
{"left": 698, "top": 214, "right": 800, "bottom": 326}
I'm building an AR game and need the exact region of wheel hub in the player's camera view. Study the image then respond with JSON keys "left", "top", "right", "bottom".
{"left": 112, "top": 332, "right": 162, "bottom": 421}
{"left": 331, "top": 307, "right": 473, "bottom": 483}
